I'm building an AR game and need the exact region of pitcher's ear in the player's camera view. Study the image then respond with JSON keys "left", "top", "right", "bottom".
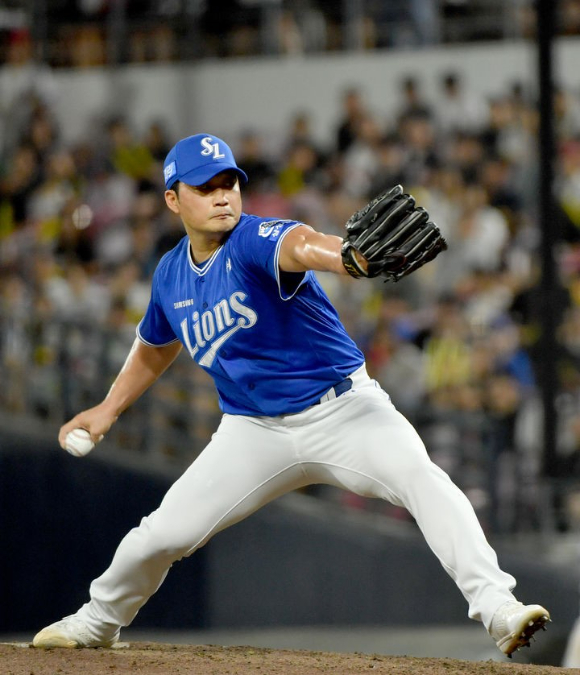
{"left": 164, "top": 188, "right": 180, "bottom": 213}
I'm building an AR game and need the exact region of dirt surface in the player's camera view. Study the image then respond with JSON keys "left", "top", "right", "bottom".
{"left": 1, "top": 642, "right": 578, "bottom": 675}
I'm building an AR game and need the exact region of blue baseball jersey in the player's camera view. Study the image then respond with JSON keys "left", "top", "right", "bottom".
{"left": 137, "top": 214, "right": 365, "bottom": 416}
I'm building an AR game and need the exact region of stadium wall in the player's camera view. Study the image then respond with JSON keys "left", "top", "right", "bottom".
{"left": 5, "top": 38, "right": 579, "bottom": 152}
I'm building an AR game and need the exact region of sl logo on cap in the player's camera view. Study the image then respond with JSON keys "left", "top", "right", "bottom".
{"left": 201, "top": 136, "right": 225, "bottom": 160}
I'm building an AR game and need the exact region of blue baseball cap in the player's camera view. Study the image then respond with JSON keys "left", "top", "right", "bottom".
{"left": 163, "top": 133, "right": 248, "bottom": 189}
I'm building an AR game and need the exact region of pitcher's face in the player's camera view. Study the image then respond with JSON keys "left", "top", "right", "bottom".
{"left": 164, "top": 170, "right": 242, "bottom": 238}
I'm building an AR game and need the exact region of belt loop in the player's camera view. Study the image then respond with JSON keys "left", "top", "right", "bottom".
{"left": 316, "top": 364, "right": 369, "bottom": 406}
{"left": 319, "top": 388, "right": 336, "bottom": 404}
{"left": 318, "top": 377, "right": 352, "bottom": 404}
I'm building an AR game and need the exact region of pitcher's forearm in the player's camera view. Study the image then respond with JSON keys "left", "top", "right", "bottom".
{"left": 279, "top": 227, "right": 367, "bottom": 276}
{"left": 103, "top": 338, "right": 183, "bottom": 417}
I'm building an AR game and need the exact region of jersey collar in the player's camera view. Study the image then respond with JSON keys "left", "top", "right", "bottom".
{"left": 188, "top": 243, "right": 223, "bottom": 276}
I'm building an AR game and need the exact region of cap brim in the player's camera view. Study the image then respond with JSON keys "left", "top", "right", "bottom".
{"left": 178, "top": 163, "right": 248, "bottom": 187}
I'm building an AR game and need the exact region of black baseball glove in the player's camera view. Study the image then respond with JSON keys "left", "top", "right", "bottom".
{"left": 341, "top": 185, "right": 447, "bottom": 282}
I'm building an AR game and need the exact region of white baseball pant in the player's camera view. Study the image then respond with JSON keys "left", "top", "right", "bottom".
{"left": 76, "top": 365, "right": 517, "bottom": 641}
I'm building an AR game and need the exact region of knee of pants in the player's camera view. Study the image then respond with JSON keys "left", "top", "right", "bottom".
{"left": 382, "top": 453, "right": 450, "bottom": 501}
{"left": 397, "top": 457, "right": 456, "bottom": 501}
{"left": 133, "top": 515, "right": 209, "bottom": 564}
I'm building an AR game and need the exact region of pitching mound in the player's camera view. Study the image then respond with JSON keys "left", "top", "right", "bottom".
{"left": 0, "top": 642, "right": 573, "bottom": 675}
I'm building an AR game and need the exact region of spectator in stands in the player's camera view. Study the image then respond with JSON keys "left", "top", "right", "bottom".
{"left": 143, "top": 120, "right": 173, "bottom": 164}
{"left": 397, "top": 111, "right": 440, "bottom": 188}
{"left": 395, "top": 75, "right": 434, "bottom": 128}
{"left": 434, "top": 71, "right": 488, "bottom": 138}
{"left": 435, "top": 182, "right": 510, "bottom": 293}
{"left": 105, "top": 117, "right": 155, "bottom": 183}
{"left": 341, "top": 115, "right": 383, "bottom": 198}
{"left": 278, "top": 140, "right": 324, "bottom": 197}
{"left": 0, "top": 29, "right": 58, "bottom": 159}
{"left": 0, "top": 142, "right": 42, "bottom": 229}
{"left": 335, "top": 86, "right": 370, "bottom": 153}
{"left": 27, "top": 149, "right": 78, "bottom": 230}
{"left": 446, "top": 132, "right": 486, "bottom": 184}
{"left": 480, "top": 95, "right": 536, "bottom": 170}
{"left": 366, "top": 134, "right": 406, "bottom": 200}
{"left": 236, "top": 130, "right": 278, "bottom": 186}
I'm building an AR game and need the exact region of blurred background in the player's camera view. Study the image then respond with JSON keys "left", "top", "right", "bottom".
{"left": 2, "top": 0, "right": 580, "bottom": 668}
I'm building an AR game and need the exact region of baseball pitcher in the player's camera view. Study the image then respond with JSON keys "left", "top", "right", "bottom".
{"left": 33, "top": 133, "right": 549, "bottom": 657}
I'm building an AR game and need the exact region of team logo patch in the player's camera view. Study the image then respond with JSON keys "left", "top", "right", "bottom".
{"left": 164, "top": 161, "right": 176, "bottom": 181}
{"left": 258, "top": 220, "right": 286, "bottom": 240}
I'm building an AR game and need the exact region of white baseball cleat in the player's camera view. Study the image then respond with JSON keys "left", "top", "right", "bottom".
{"left": 489, "top": 601, "right": 550, "bottom": 657}
{"left": 32, "top": 615, "right": 118, "bottom": 649}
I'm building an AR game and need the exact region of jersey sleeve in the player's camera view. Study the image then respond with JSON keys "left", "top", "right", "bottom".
{"left": 237, "top": 217, "right": 310, "bottom": 300}
{"left": 136, "top": 270, "right": 178, "bottom": 346}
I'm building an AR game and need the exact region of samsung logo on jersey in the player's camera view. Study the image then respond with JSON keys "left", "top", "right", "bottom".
{"left": 179, "top": 291, "right": 258, "bottom": 367}
{"left": 174, "top": 299, "right": 195, "bottom": 309}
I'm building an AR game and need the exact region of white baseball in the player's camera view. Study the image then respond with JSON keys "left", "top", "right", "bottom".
{"left": 64, "top": 428, "right": 95, "bottom": 457}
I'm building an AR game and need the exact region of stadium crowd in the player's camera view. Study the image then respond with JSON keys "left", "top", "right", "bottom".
{"left": 2, "top": 67, "right": 580, "bottom": 534}
{"left": 4, "top": 1, "right": 580, "bottom": 67}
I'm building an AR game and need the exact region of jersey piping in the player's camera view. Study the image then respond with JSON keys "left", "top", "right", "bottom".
{"left": 188, "top": 243, "right": 223, "bottom": 275}
{"left": 273, "top": 223, "right": 308, "bottom": 301}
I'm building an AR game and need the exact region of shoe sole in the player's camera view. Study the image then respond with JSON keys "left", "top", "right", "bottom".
{"left": 32, "top": 631, "right": 117, "bottom": 649}
{"left": 497, "top": 609, "right": 551, "bottom": 656}
{"left": 33, "top": 633, "right": 83, "bottom": 649}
